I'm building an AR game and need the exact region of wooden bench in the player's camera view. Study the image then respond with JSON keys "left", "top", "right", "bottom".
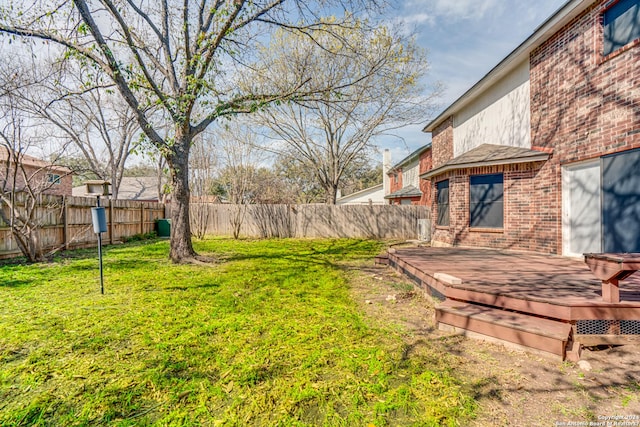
{"left": 584, "top": 253, "right": 640, "bottom": 303}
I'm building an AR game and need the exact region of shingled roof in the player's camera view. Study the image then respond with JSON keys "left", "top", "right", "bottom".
{"left": 388, "top": 143, "right": 431, "bottom": 173}
{"left": 0, "top": 151, "right": 72, "bottom": 173}
{"left": 384, "top": 185, "right": 422, "bottom": 199}
{"left": 420, "top": 144, "right": 550, "bottom": 180}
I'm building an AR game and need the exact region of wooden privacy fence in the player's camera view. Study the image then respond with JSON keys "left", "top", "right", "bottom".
{"left": 1, "top": 197, "right": 430, "bottom": 259}
{"left": 0, "top": 193, "right": 165, "bottom": 259}
{"left": 190, "top": 203, "right": 431, "bottom": 240}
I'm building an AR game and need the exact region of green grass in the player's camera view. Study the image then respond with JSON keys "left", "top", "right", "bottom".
{"left": 0, "top": 238, "right": 475, "bottom": 426}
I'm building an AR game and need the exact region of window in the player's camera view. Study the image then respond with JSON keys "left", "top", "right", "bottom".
{"left": 469, "top": 173, "right": 503, "bottom": 228}
{"left": 47, "top": 174, "right": 61, "bottom": 185}
{"left": 602, "top": 147, "right": 640, "bottom": 252}
{"left": 436, "top": 180, "right": 449, "bottom": 226}
{"left": 603, "top": 0, "right": 640, "bottom": 56}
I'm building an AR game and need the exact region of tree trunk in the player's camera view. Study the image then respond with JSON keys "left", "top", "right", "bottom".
{"left": 11, "top": 225, "right": 45, "bottom": 263}
{"left": 325, "top": 184, "right": 338, "bottom": 205}
{"left": 167, "top": 133, "right": 197, "bottom": 262}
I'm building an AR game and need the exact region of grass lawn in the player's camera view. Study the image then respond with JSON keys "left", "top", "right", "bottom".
{"left": 0, "top": 238, "right": 475, "bottom": 426}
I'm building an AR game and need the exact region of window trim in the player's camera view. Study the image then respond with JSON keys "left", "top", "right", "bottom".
{"left": 600, "top": 0, "right": 640, "bottom": 62}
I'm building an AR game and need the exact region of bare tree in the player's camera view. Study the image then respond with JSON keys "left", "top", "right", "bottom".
{"left": 257, "top": 24, "right": 439, "bottom": 203}
{"left": 190, "top": 132, "right": 218, "bottom": 239}
{"left": 0, "top": 0, "right": 387, "bottom": 262}
{"left": 0, "top": 57, "right": 140, "bottom": 200}
{"left": 0, "top": 86, "right": 71, "bottom": 262}
{"left": 45, "top": 87, "right": 140, "bottom": 200}
{"left": 215, "top": 122, "right": 266, "bottom": 239}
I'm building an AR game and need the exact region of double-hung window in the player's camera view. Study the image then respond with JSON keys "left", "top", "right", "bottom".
{"left": 603, "top": 0, "right": 640, "bottom": 56}
{"left": 469, "top": 173, "right": 503, "bottom": 229}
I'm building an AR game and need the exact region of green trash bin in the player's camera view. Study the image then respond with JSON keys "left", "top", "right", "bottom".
{"left": 156, "top": 219, "right": 171, "bottom": 237}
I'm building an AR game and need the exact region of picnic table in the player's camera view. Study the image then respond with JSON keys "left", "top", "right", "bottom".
{"left": 584, "top": 253, "right": 640, "bottom": 303}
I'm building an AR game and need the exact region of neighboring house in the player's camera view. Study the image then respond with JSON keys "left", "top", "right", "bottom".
{"left": 422, "top": 0, "right": 640, "bottom": 256}
{"left": 336, "top": 183, "right": 385, "bottom": 205}
{"left": 385, "top": 144, "right": 432, "bottom": 205}
{"left": 116, "top": 177, "right": 164, "bottom": 202}
{"left": 73, "top": 176, "right": 165, "bottom": 201}
{"left": 0, "top": 151, "right": 72, "bottom": 197}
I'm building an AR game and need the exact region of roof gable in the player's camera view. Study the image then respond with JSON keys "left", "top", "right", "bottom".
{"left": 424, "top": 0, "right": 592, "bottom": 133}
{"left": 388, "top": 143, "right": 431, "bottom": 172}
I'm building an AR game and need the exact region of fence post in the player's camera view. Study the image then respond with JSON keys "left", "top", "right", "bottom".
{"left": 109, "top": 198, "right": 114, "bottom": 244}
{"left": 140, "top": 203, "right": 145, "bottom": 234}
{"left": 63, "top": 196, "right": 69, "bottom": 250}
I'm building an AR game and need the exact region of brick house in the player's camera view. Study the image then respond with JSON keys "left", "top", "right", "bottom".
{"left": 422, "top": 0, "right": 640, "bottom": 256}
{"left": 0, "top": 151, "right": 73, "bottom": 197}
{"left": 384, "top": 144, "right": 432, "bottom": 205}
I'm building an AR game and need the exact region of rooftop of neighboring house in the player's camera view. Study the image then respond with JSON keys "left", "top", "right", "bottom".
{"left": 336, "top": 183, "right": 384, "bottom": 204}
{"left": 0, "top": 150, "right": 72, "bottom": 174}
{"left": 72, "top": 176, "right": 163, "bottom": 201}
{"left": 387, "top": 143, "right": 432, "bottom": 173}
{"left": 423, "top": 0, "right": 592, "bottom": 133}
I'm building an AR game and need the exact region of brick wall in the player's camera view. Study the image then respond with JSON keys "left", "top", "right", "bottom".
{"left": 430, "top": 0, "right": 639, "bottom": 254}
{"left": 46, "top": 174, "right": 73, "bottom": 197}
{"left": 431, "top": 117, "right": 454, "bottom": 169}
{"left": 389, "top": 170, "right": 403, "bottom": 193}
{"left": 0, "top": 163, "right": 73, "bottom": 197}
{"left": 431, "top": 162, "right": 553, "bottom": 251}
{"left": 389, "top": 196, "right": 421, "bottom": 206}
{"left": 418, "top": 148, "right": 432, "bottom": 206}
{"left": 530, "top": 0, "right": 640, "bottom": 253}
{"left": 431, "top": 162, "right": 552, "bottom": 251}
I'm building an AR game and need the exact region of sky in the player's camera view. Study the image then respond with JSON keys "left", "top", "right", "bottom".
{"left": 381, "top": 0, "right": 568, "bottom": 165}
{"left": 1, "top": 0, "right": 569, "bottom": 169}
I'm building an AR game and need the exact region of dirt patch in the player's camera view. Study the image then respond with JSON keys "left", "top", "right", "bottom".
{"left": 351, "top": 263, "right": 640, "bottom": 426}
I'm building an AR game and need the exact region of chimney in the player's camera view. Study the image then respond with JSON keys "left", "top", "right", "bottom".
{"left": 383, "top": 149, "right": 391, "bottom": 196}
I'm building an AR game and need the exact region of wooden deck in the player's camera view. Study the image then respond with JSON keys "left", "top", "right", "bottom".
{"left": 387, "top": 246, "right": 640, "bottom": 359}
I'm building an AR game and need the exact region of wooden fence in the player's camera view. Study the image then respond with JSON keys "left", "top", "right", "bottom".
{"left": 0, "top": 194, "right": 165, "bottom": 259}
{"left": 190, "top": 203, "right": 431, "bottom": 240}
{"left": 1, "top": 196, "right": 431, "bottom": 259}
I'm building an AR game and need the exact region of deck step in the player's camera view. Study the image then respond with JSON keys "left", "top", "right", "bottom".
{"left": 436, "top": 299, "right": 572, "bottom": 358}
{"left": 374, "top": 253, "right": 389, "bottom": 265}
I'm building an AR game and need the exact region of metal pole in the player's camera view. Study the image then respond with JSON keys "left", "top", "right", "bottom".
{"left": 97, "top": 196, "right": 104, "bottom": 294}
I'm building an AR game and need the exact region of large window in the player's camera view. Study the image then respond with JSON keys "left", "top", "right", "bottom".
{"left": 436, "top": 180, "right": 449, "bottom": 226}
{"left": 602, "top": 148, "right": 640, "bottom": 252}
{"left": 603, "top": 0, "right": 640, "bottom": 56}
{"left": 469, "top": 173, "right": 503, "bottom": 228}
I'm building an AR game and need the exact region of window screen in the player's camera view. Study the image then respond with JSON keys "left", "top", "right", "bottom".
{"left": 469, "top": 173, "right": 503, "bottom": 228}
{"left": 603, "top": 0, "right": 640, "bottom": 56}
{"left": 436, "top": 180, "right": 449, "bottom": 226}
{"left": 602, "top": 148, "right": 640, "bottom": 252}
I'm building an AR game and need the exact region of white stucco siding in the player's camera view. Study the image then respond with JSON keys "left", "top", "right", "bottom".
{"left": 403, "top": 159, "right": 420, "bottom": 188}
{"left": 453, "top": 60, "right": 531, "bottom": 157}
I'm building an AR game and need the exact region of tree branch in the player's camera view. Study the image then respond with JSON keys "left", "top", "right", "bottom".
{"left": 71, "top": 0, "right": 166, "bottom": 149}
